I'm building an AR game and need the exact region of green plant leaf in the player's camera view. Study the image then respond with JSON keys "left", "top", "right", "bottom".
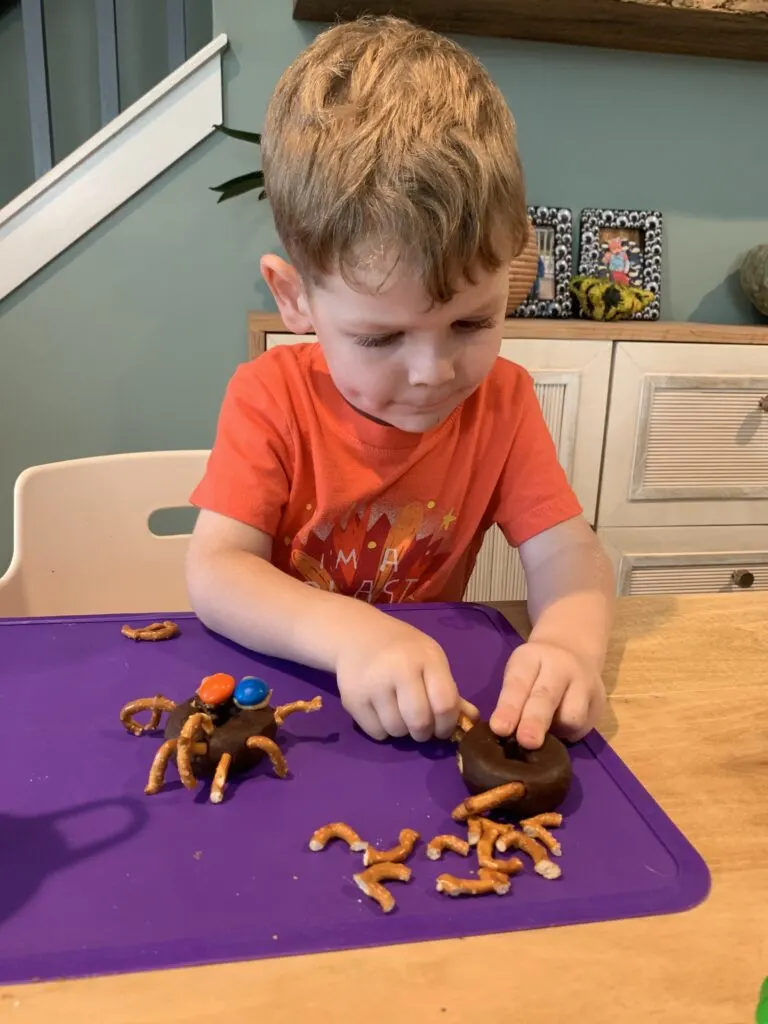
{"left": 213, "top": 123, "right": 262, "bottom": 145}
{"left": 210, "top": 170, "right": 266, "bottom": 202}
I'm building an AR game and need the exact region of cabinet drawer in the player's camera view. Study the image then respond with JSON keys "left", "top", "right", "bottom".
{"left": 599, "top": 525, "right": 768, "bottom": 596}
{"left": 599, "top": 343, "right": 768, "bottom": 528}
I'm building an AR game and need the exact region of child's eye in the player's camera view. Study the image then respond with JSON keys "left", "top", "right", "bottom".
{"left": 453, "top": 317, "right": 497, "bottom": 333}
{"left": 355, "top": 333, "right": 401, "bottom": 349}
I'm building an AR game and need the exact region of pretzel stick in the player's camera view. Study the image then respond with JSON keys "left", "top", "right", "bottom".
{"left": 364, "top": 828, "right": 420, "bottom": 867}
{"left": 495, "top": 829, "right": 561, "bottom": 880}
{"left": 309, "top": 822, "right": 367, "bottom": 853}
{"left": 354, "top": 862, "right": 412, "bottom": 913}
{"left": 451, "top": 711, "right": 477, "bottom": 742}
{"left": 521, "top": 813, "right": 563, "bottom": 829}
{"left": 476, "top": 827, "right": 524, "bottom": 876}
{"left": 466, "top": 818, "right": 484, "bottom": 846}
{"left": 273, "top": 695, "right": 323, "bottom": 726}
{"left": 451, "top": 782, "right": 525, "bottom": 822}
{"left": 145, "top": 738, "right": 177, "bottom": 794}
{"left": 478, "top": 868, "right": 513, "bottom": 894}
{"left": 426, "top": 835, "right": 470, "bottom": 860}
{"left": 120, "top": 696, "right": 177, "bottom": 735}
{"left": 176, "top": 713, "right": 214, "bottom": 789}
{"left": 521, "top": 824, "right": 562, "bottom": 857}
{"left": 121, "top": 621, "right": 180, "bottom": 642}
{"left": 436, "top": 871, "right": 509, "bottom": 897}
{"left": 521, "top": 813, "right": 564, "bottom": 856}
{"left": 209, "top": 752, "right": 232, "bottom": 805}
{"left": 246, "top": 735, "right": 289, "bottom": 778}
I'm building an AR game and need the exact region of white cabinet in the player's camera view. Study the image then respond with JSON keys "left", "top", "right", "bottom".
{"left": 599, "top": 342, "right": 768, "bottom": 528}
{"left": 466, "top": 339, "right": 610, "bottom": 602}
{"left": 599, "top": 526, "right": 768, "bottom": 596}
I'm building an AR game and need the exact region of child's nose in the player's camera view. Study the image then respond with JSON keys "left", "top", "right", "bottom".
{"left": 407, "top": 353, "right": 456, "bottom": 388}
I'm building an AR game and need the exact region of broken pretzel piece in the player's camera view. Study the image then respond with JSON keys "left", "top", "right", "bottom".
{"left": 436, "top": 870, "right": 509, "bottom": 897}
{"left": 495, "top": 828, "right": 561, "bottom": 880}
{"left": 121, "top": 620, "right": 180, "bottom": 642}
{"left": 363, "top": 828, "right": 419, "bottom": 867}
{"left": 354, "top": 862, "right": 412, "bottom": 914}
{"left": 476, "top": 826, "right": 524, "bottom": 876}
{"left": 309, "top": 822, "right": 367, "bottom": 853}
{"left": 520, "top": 813, "right": 563, "bottom": 857}
{"left": 466, "top": 817, "right": 484, "bottom": 846}
{"left": 426, "top": 834, "right": 470, "bottom": 861}
{"left": 451, "top": 782, "right": 525, "bottom": 822}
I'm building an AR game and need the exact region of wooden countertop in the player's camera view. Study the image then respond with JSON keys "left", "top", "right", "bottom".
{"left": 5, "top": 593, "right": 768, "bottom": 1023}
{"left": 248, "top": 311, "right": 768, "bottom": 355}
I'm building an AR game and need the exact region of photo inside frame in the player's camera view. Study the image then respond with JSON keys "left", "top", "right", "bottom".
{"left": 598, "top": 227, "right": 645, "bottom": 288}
{"left": 529, "top": 225, "right": 556, "bottom": 301}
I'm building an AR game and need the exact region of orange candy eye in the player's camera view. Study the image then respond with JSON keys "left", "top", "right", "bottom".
{"left": 196, "top": 673, "right": 236, "bottom": 706}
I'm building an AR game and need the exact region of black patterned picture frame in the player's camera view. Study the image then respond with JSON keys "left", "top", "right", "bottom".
{"left": 513, "top": 206, "right": 573, "bottom": 318}
{"left": 578, "top": 208, "right": 663, "bottom": 320}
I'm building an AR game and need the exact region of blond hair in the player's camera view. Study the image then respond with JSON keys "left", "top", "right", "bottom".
{"left": 262, "top": 16, "right": 527, "bottom": 303}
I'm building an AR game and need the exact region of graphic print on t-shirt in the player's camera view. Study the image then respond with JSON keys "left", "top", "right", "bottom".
{"left": 287, "top": 499, "right": 458, "bottom": 603}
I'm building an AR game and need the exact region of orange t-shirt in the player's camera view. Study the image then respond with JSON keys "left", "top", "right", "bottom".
{"left": 190, "top": 343, "right": 581, "bottom": 604}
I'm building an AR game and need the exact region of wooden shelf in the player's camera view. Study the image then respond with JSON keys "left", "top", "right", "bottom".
{"left": 248, "top": 311, "right": 768, "bottom": 357}
{"left": 293, "top": 0, "right": 768, "bottom": 63}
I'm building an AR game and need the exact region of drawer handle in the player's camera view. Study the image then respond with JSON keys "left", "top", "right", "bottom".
{"left": 759, "top": 395, "right": 768, "bottom": 412}
{"left": 731, "top": 569, "right": 755, "bottom": 589}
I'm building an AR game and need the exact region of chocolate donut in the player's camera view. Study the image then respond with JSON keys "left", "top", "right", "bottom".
{"left": 457, "top": 721, "right": 572, "bottom": 818}
{"left": 165, "top": 699, "right": 278, "bottom": 777}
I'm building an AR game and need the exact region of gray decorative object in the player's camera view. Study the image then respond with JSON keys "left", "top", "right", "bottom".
{"left": 512, "top": 206, "right": 573, "bottom": 319}
{"left": 578, "top": 208, "right": 663, "bottom": 320}
{"left": 740, "top": 244, "right": 768, "bottom": 316}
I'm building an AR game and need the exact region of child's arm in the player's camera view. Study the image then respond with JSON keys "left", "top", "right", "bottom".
{"left": 186, "top": 509, "right": 473, "bottom": 741}
{"left": 489, "top": 516, "right": 615, "bottom": 749}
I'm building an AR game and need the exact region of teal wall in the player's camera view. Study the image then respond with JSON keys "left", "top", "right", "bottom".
{"left": 0, "top": 0, "right": 213, "bottom": 205}
{"left": 0, "top": 0, "right": 767, "bottom": 573}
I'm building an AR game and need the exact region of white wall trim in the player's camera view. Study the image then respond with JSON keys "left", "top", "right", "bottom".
{"left": 0, "top": 33, "right": 228, "bottom": 304}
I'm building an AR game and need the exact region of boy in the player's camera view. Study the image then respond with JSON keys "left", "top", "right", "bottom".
{"left": 187, "top": 16, "right": 615, "bottom": 751}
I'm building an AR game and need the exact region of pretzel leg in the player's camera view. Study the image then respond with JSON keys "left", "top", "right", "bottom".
{"left": 120, "top": 696, "right": 177, "bottom": 735}
{"left": 145, "top": 739, "right": 177, "bottom": 794}
{"left": 246, "top": 735, "right": 289, "bottom": 778}
{"left": 176, "top": 713, "right": 214, "bottom": 790}
{"left": 209, "top": 752, "right": 233, "bottom": 804}
{"left": 273, "top": 696, "right": 322, "bottom": 726}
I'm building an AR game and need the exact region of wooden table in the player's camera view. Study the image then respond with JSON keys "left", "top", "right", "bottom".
{"left": 3, "top": 594, "right": 767, "bottom": 1023}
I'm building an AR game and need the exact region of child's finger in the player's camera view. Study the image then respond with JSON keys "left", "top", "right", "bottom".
{"left": 550, "top": 685, "right": 591, "bottom": 741}
{"left": 490, "top": 643, "right": 541, "bottom": 737}
{"left": 516, "top": 669, "right": 568, "bottom": 750}
{"left": 459, "top": 697, "right": 480, "bottom": 723}
{"left": 424, "top": 663, "right": 462, "bottom": 740}
{"left": 373, "top": 689, "right": 410, "bottom": 738}
{"left": 397, "top": 679, "right": 435, "bottom": 742}
{"left": 352, "top": 700, "right": 389, "bottom": 741}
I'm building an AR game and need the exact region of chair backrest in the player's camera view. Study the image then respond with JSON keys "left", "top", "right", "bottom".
{"left": 0, "top": 451, "right": 210, "bottom": 617}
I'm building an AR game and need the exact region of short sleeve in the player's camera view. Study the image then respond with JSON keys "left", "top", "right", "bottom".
{"left": 190, "top": 360, "right": 294, "bottom": 536}
{"left": 491, "top": 368, "right": 582, "bottom": 547}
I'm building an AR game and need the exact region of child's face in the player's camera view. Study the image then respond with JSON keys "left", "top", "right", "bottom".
{"left": 306, "top": 260, "right": 508, "bottom": 433}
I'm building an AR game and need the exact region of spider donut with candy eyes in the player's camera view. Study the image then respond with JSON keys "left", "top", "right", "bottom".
{"left": 119, "top": 674, "right": 322, "bottom": 804}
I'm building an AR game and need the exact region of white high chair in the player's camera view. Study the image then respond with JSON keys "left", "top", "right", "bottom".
{"left": 0, "top": 451, "right": 210, "bottom": 617}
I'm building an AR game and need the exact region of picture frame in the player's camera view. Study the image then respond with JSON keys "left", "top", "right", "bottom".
{"left": 578, "top": 208, "right": 663, "bottom": 320}
{"left": 512, "top": 206, "right": 573, "bottom": 318}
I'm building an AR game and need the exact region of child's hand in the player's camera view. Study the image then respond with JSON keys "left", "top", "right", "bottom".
{"left": 334, "top": 615, "right": 477, "bottom": 742}
{"left": 489, "top": 640, "right": 605, "bottom": 750}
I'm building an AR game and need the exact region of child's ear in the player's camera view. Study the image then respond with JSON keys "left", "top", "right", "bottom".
{"left": 260, "top": 254, "right": 313, "bottom": 334}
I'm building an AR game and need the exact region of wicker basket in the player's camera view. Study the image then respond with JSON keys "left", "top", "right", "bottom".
{"left": 506, "top": 222, "right": 539, "bottom": 315}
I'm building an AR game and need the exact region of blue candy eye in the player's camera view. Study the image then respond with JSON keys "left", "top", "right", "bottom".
{"left": 234, "top": 676, "right": 270, "bottom": 708}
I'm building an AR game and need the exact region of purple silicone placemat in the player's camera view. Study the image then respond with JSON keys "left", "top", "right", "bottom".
{"left": 1, "top": 603, "right": 709, "bottom": 984}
